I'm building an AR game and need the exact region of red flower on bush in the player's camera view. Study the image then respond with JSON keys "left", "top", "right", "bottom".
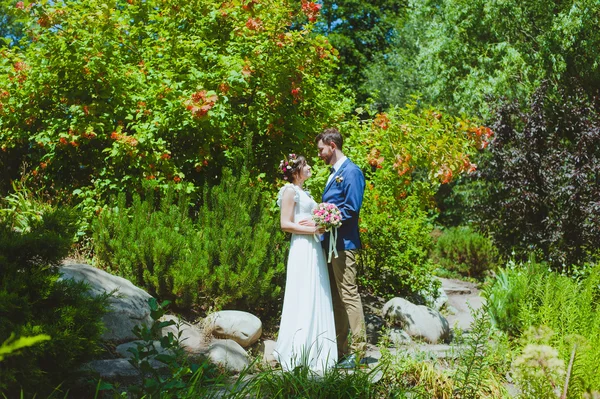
{"left": 245, "top": 18, "right": 263, "bottom": 31}
{"left": 59, "top": 137, "right": 68, "bottom": 145}
{"left": 301, "top": 0, "right": 321, "bottom": 22}
{"left": 185, "top": 90, "right": 218, "bottom": 119}
{"left": 468, "top": 126, "right": 494, "bottom": 150}
{"left": 242, "top": 0, "right": 259, "bottom": 11}
{"left": 13, "top": 61, "right": 26, "bottom": 72}
{"left": 367, "top": 148, "right": 384, "bottom": 168}
{"left": 439, "top": 167, "right": 453, "bottom": 184}
{"left": 374, "top": 113, "right": 389, "bottom": 130}
{"left": 173, "top": 176, "right": 181, "bottom": 183}
{"left": 161, "top": 153, "right": 171, "bottom": 160}
{"left": 15, "top": 1, "right": 24, "bottom": 9}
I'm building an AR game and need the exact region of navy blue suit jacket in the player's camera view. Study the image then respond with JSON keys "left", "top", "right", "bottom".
{"left": 322, "top": 158, "right": 365, "bottom": 251}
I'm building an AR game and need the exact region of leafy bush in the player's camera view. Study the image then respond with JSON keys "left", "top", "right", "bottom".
{"left": 432, "top": 226, "right": 500, "bottom": 279}
{"left": 358, "top": 191, "right": 439, "bottom": 301}
{"left": 0, "top": 193, "right": 108, "bottom": 396}
{"left": 371, "top": 0, "right": 600, "bottom": 117}
{"left": 483, "top": 260, "right": 600, "bottom": 395}
{"left": 93, "top": 170, "right": 286, "bottom": 317}
{"left": 475, "top": 86, "right": 600, "bottom": 270}
{"left": 0, "top": 0, "right": 351, "bottom": 200}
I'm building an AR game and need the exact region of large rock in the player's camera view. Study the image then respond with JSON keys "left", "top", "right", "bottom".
{"left": 116, "top": 340, "right": 174, "bottom": 360}
{"left": 388, "top": 327, "right": 413, "bottom": 347}
{"left": 83, "top": 358, "right": 168, "bottom": 386}
{"left": 382, "top": 297, "right": 450, "bottom": 344}
{"left": 258, "top": 339, "right": 278, "bottom": 367}
{"left": 207, "top": 339, "right": 249, "bottom": 372}
{"left": 59, "top": 263, "right": 153, "bottom": 342}
{"left": 366, "top": 313, "right": 385, "bottom": 345}
{"left": 431, "top": 286, "right": 449, "bottom": 311}
{"left": 204, "top": 310, "right": 262, "bottom": 347}
{"left": 160, "top": 314, "right": 209, "bottom": 356}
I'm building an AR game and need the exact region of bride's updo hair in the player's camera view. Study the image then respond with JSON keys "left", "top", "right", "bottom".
{"left": 279, "top": 153, "right": 306, "bottom": 182}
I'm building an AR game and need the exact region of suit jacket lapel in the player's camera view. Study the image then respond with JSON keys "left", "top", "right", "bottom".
{"left": 323, "top": 159, "right": 350, "bottom": 196}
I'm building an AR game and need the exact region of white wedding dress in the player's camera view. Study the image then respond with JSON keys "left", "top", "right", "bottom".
{"left": 274, "top": 183, "right": 338, "bottom": 373}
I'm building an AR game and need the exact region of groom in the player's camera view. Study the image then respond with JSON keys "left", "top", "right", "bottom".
{"left": 315, "top": 127, "right": 366, "bottom": 367}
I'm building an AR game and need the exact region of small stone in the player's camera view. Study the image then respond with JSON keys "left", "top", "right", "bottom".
{"left": 207, "top": 339, "right": 249, "bottom": 373}
{"left": 382, "top": 297, "right": 451, "bottom": 344}
{"left": 388, "top": 328, "right": 413, "bottom": 347}
{"left": 204, "top": 310, "right": 262, "bottom": 347}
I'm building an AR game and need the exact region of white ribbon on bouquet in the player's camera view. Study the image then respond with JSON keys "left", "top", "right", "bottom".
{"left": 327, "top": 227, "right": 339, "bottom": 263}
{"left": 313, "top": 227, "right": 339, "bottom": 262}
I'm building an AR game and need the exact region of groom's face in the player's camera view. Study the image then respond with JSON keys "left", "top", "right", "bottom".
{"left": 317, "top": 140, "right": 335, "bottom": 165}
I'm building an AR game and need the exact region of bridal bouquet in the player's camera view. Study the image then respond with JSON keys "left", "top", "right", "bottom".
{"left": 312, "top": 203, "right": 342, "bottom": 262}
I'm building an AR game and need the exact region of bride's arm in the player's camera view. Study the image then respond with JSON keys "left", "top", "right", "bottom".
{"left": 280, "top": 188, "right": 324, "bottom": 235}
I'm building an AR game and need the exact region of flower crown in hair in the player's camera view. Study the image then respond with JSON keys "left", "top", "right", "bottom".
{"left": 279, "top": 153, "right": 299, "bottom": 180}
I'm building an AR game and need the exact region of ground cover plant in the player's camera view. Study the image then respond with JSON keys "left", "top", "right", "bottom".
{"left": 483, "top": 260, "right": 600, "bottom": 397}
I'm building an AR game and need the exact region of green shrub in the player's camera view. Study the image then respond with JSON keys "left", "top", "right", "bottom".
{"left": 432, "top": 226, "right": 500, "bottom": 279}
{"left": 358, "top": 191, "right": 439, "bottom": 301}
{"left": 93, "top": 170, "right": 286, "bottom": 317}
{"left": 0, "top": 195, "right": 108, "bottom": 396}
{"left": 483, "top": 260, "right": 600, "bottom": 395}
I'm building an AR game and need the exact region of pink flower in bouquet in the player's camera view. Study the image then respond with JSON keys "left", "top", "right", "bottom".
{"left": 312, "top": 202, "right": 342, "bottom": 230}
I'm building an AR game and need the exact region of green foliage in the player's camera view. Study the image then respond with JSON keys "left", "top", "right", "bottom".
{"left": 0, "top": 333, "right": 51, "bottom": 362}
{"left": 432, "top": 226, "right": 500, "bottom": 279}
{"left": 0, "top": 192, "right": 108, "bottom": 396}
{"left": 93, "top": 170, "right": 286, "bottom": 316}
{"left": 511, "top": 326, "right": 566, "bottom": 399}
{"left": 0, "top": 1, "right": 25, "bottom": 47}
{"left": 0, "top": 0, "right": 351, "bottom": 201}
{"left": 316, "top": 0, "right": 408, "bottom": 103}
{"left": 483, "top": 260, "right": 600, "bottom": 395}
{"left": 237, "top": 360, "right": 389, "bottom": 398}
{"left": 332, "top": 103, "right": 486, "bottom": 205}
{"left": 369, "top": 0, "right": 600, "bottom": 117}
{"left": 451, "top": 306, "right": 509, "bottom": 399}
{"left": 360, "top": 23, "right": 420, "bottom": 110}
{"left": 358, "top": 192, "right": 439, "bottom": 300}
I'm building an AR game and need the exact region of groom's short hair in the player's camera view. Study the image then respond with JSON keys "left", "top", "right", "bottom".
{"left": 316, "top": 127, "right": 343, "bottom": 150}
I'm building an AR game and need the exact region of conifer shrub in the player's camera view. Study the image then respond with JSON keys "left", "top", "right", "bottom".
{"left": 432, "top": 226, "right": 500, "bottom": 279}
{"left": 0, "top": 197, "right": 108, "bottom": 396}
{"left": 92, "top": 170, "right": 286, "bottom": 317}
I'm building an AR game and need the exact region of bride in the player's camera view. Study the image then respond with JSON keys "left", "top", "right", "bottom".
{"left": 274, "top": 154, "right": 338, "bottom": 373}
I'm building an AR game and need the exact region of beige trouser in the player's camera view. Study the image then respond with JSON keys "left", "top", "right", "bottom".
{"left": 328, "top": 249, "right": 366, "bottom": 357}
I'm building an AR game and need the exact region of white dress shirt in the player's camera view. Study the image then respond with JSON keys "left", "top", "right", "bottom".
{"left": 326, "top": 156, "right": 347, "bottom": 186}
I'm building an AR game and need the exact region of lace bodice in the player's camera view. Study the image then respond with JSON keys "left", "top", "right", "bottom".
{"left": 276, "top": 183, "right": 317, "bottom": 222}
